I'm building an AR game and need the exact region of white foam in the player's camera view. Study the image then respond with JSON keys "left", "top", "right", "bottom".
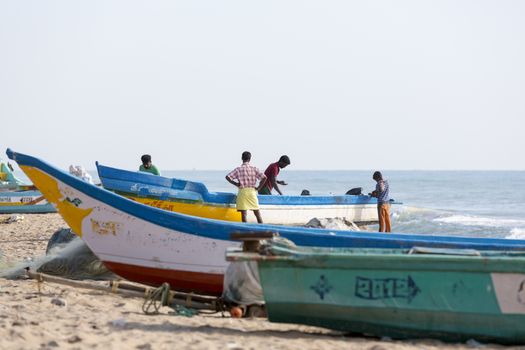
{"left": 434, "top": 215, "right": 525, "bottom": 228}
{"left": 507, "top": 228, "right": 525, "bottom": 240}
{"left": 395, "top": 206, "right": 436, "bottom": 214}
{"left": 392, "top": 206, "right": 444, "bottom": 224}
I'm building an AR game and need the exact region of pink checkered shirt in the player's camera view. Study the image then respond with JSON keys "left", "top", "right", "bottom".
{"left": 227, "top": 162, "right": 266, "bottom": 189}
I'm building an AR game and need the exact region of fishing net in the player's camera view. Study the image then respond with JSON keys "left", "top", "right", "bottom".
{"left": 222, "top": 261, "right": 264, "bottom": 306}
{"left": 37, "top": 228, "right": 116, "bottom": 280}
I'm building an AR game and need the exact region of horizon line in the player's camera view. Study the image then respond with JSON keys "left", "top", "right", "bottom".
{"left": 82, "top": 168, "right": 525, "bottom": 172}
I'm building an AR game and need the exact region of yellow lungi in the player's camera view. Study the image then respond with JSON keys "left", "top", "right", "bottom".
{"left": 236, "top": 188, "right": 259, "bottom": 211}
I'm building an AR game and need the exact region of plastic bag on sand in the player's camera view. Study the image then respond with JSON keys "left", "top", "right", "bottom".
{"left": 222, "top": 261, "right": 264, "bottom": 306}
{"left": 2, "top": 215, "right": 24, "bottom": 224}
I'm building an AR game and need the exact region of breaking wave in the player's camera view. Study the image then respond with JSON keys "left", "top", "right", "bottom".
{"left": 433, "top": 215, "right": 525, "bottom": 228}
{"left": 390, "top": 205, "right": 525, "bottom": 239}
{"left": 507, "top": 228, "right": 525, "bottom": 240}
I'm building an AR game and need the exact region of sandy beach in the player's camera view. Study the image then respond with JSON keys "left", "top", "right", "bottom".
{"left": 0, "top": 213, "right": 519, "bottom": 350}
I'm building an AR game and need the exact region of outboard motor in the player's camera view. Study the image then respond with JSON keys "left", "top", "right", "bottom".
{"left": 345, "top": 187, "right": 362, "bottom": 195}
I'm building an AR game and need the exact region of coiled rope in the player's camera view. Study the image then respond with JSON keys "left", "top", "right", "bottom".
{"left": 142, "top": 282, "right": 172, "bottom": 315}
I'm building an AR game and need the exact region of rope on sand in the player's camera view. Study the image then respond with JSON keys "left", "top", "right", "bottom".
{"left": 142, "top": 282, "right": 171, "bottom": 315}
{"left": 25, "top": 269, "right": 226, "bottom": 317}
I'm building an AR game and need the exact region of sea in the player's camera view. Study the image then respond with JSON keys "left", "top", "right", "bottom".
{"left": 16, "top": 169, "right": 525, "bottom": 240}
{"left": 150, "top": 170, "right": 525, "bottom": 240}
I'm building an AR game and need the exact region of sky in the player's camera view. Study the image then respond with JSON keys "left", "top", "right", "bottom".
{"left": 1, "top": 1, "right": 524, "bottom": 171}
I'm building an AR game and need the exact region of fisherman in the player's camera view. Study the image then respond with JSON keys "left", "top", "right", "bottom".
{"left": 258, "top": 155, "right": 291, "bottom": 195}
{"left": 370, "top": 171, "right": 391, "bottom": 232}
{"left": 139, "top": 154, "right": 161, "bottom": 176}
{"left": 225, "top": 151, "right": 267, "bottom": 223}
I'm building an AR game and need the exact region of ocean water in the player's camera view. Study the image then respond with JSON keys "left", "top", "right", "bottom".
{"left": 161, "top": 170, "right": 525, "bottom": 240}
{"left": 15, "top": 169, "right": 525, "bottom": 240}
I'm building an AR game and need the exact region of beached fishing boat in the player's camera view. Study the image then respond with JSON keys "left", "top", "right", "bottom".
{"left": 0, "top": 190, "right": 56, "bottom": 214}
{"left": 227, "top": 241, "right": 525, "bottom": 344}
{"left": 96, "top": 163, "right": 385, "bottom": 225}
{"left": 1, "top": 159, "right": 34, "bottom": 191}
{"left": 7, "top": 148, "right": 525, "bottom": 296}
{"left": 0, "top": 159, "right": 55, "bottom": 213}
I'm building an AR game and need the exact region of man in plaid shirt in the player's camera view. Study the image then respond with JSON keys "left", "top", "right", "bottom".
{"left": 226, "top": 151, "right": 267, "bottom": 223}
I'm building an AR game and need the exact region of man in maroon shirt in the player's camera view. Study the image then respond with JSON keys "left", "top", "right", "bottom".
{"left": 258, "top": 155, "right": 291, "bottom": 195}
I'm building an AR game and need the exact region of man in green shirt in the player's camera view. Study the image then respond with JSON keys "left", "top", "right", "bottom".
{"left": 139, "top": 154, "right": 161, "bottom": 176}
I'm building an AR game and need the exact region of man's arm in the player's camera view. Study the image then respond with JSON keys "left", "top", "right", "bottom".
{"left": 271, "top": 177, "right": 283, "bottom": 195}
{"left": 256, "top": 175, "right": 267, "bottom": 192}
{"left": 225, "top": 176, "right": 240, "bottom": 188}
{"left": 370, "top": 182, "right": 379, "bottom": 197}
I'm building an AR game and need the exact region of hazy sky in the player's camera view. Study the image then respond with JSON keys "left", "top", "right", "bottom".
{"left": 1, "top": 1, "right": 524, "bottom": 170}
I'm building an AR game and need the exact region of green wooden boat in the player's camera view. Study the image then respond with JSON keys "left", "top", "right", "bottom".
{"left": 227, "top": 241, "right": 525, "bottom": 344}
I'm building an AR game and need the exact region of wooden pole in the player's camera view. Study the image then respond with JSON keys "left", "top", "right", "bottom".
{"left": 25, "top": 269, "right": 220, "bottom": 311}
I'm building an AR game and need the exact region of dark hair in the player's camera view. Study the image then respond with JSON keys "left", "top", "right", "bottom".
{"left": 141, "top": 154, "right": 152, "bottom": 164}
{"left": 373, "top": 171, "right": 383, "bottom": 180}
{"left": 241, "top": 151, "right": 251, "bottom": 162}
{"left": 279, "top": 155, "right": 291, "bottom": 165}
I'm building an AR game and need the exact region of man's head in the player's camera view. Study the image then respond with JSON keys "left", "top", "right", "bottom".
{"left": 278, "top": 155, "right": 291, "bottom": 168}
{"left": 141, "top": 154, "right": 152, "bottom": 168}
{"left": 373, "top": 171, "right": 383, "bottom": 181}
{"left": 241, "top": 151, "right": 251, "bottom": 162}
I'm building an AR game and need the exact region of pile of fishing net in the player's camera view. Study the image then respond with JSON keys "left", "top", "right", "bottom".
{"left": 37, "top": 228, "right": 115, "bottom": 280}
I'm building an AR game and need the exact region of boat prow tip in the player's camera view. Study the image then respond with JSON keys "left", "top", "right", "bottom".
{"left": 5, "top": 148, "right": 14, "bottom": 160}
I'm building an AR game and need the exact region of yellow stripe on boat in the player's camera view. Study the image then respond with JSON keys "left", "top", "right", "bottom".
{"left": 20, "top": 166, "right": 92, "bottom": 236}
{"left": 132, "top": 197, "right": 243, "bottom": 222}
